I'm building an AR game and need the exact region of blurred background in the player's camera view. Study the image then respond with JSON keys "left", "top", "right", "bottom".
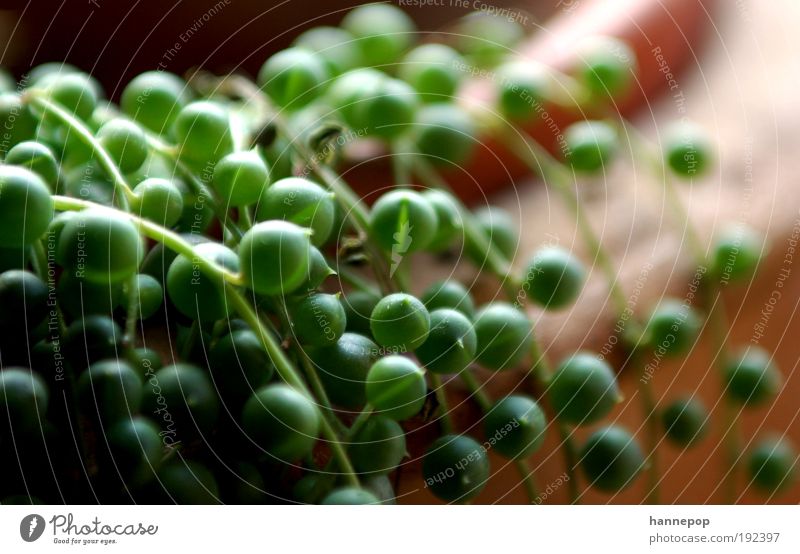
{"left": 2, "top": 0, "right": 800, "bottom": 504}
{"left": 0, "top": 0, "right": 551, "bottom": 95}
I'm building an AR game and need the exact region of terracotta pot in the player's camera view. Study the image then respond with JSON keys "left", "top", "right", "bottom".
{"left": 439, "top": 0, "right": 719, "bottom": 203}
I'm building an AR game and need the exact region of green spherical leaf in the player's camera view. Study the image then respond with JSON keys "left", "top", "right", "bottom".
{"left": 142, "top": 363, "right": 219, "bottom": 436}
{"left": 212, "top": 150, "right": 270, "bottom": 208}
{"left": 399, "top": 44, "right": 464, "bottom": 101}
{"left": 523, "top": 246, "right": 586, "bottom": 309}
{"left": 63, "top": 316, "right": 123, "bottom": 367}
{"left": 40, "top": 73, "right": 98, "bottom": 122}
{"left": 496, "top": 61, "right": 550, "bottom": 121}
{"left": 663, "top": 120, "right": 712, "bottom": 178}
{"left": 342, "top": 291, "right": 380, "bottom": 337}
{"left": 369, "top": 189, "right": 438, "bottom": 254}
{"left": 484, "top": 395, "right": 546, "bottom": 459}
{"left": 0, "top": 93, "right": 38, "bottom": 150}
{"left": 0, "top": 166, "right": 54, "bottom": 248}
{"left": 126, "top": 347, "right": 162, "bottom": 379}
{"left": 415, "top": 308, "right": 476, "bottom": 374}
{"left": 321, "top": 487, "right": 379, "bottom": 505}
{"left": 365, "top": 355, "right": 426, "bottom": 421}
{"left": 414, "top": 104, "right": 475, "bottom": 166}
{"left": 454, "top": 12, "right": 524, "bottom": 67}
{"left": 121, "top": 71, "right": 190, "bottom": 134}
{"left": 661, "top": 397, "right": 709, "bottom": 447}
{"left": 747, "top": 437, "right": 797, "bottom": 494}
{"left": 209, "top": 329, "right": 274, "bottom": 403}
{"left": 57, "top": 207, "right": 143, "bottom": 285}
{"left": 96, "top": 119, "right": 149, "bottom": 174}
{"left": 107, "top": 416, "right": 163, "bottom": 485}
{"left": 296, "top": 246, "right": 335, "bottom": 292}
{"left": 5, "top": 141, "right": 59, "bottom": 190}
{"left": 370, "top": 293, "right": 431, "bottom": 351}
{"left": 77, "top": 359, "right": 142, "bottom": 422}
{"left": 356, "top": 77, "right": 418, "bottom": 139}
{"left": 576, "top": 36, "right": 637, "bottom": 99}
{"left": 711, "top": 225, "right": 763, "bottom": 283}
{"left": 468, "top": 206, "right": 517, "bottom": 262}
{"left": 564, "top": 120, "right": 617, "bottom": 172}
{"left": 255, "top": 178, "right": 334, "bottom": 246}
{"left": 723, "top": 346, "right": 782, "bottom": 406}
{"left": 294, "top": 26, "right": 361, "bottom": 75}
{"left": 350, "top": 415, "right": 407, "bottom": 475}
{"left": 172, "top": 101, "right": 234, "bottom": 166}
{"left": 421, "top": 190, "right": 463, "bottom": 251}
{"left": 644, "top": 299, "right": 702, "bottom": 358}
{"left": 166, "top": 241, "right": 238, "bottom": 322}
{"left": 580, "top": 426, "right": 645, "bottom": 492}
{"left": 239, "top": 220, "right": 312, "bottom": 296}
{"left": 473, "top": 303, "right": 532, "bottom": 371}
{"left": 423, "top": 434, "right": 490, "bottom": 502}
{"left": 288, "top": 292, "right": 347, "bottom": 347}
{"left": 132, "top": 177, "right": 185, "bottom": 227}
{"left": 242, "top": 384, "right": 320, "bottom": 461}
{"left": 549, "top": 352, "right": 621, "bottom": 425}
{"left": 124, "top": 273, "right": 164, "bottom": 320}
{"left": 258, "top": 48, "right": 329, "bottom": 109}
{"left": 156, "top": 460, "right": 220, "bottom": 504}
{"left": 0, "top": 270, "right": 49, "bottom": 331}
{"left": 421, "top": 280, "right": 475, "bottom": 320}
{"left": 0, "top": 368, "right": 49, "bottom": 433}
{"left": 341, "top": 3, "right": 416, "bottom": 67}
{"left": 310, "top": 332, "right": 380, "bottom": 408}
{"left": 327, "top": 68, "right": 385, "bottom": 129}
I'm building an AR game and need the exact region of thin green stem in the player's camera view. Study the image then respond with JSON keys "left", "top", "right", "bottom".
{"left": 527, "top": 334, "right": 582, "bottom": 504}
{"left": 411, "top": 157, "right": 520, "bottom": 296}
{"left": 239, "top": 205, "right": 254, "bottom": 231}
{"left": 619, "top": 115, "right": 743, "bottom": 503}
{"left": 392, "top": 146, "right": 411, "bottom": 185}
{"left": 503, "top": 130, "right": 631, "bottom": 322}
{"left": 616, "top": 117, "right": 706, "bottom": 262}
{"left": 460, "top": 369, "right": 541, "bottom": 503}
{"left": 706, "top": 290, "right": 738, "bottom": 503}
{"left": 337, "top": 266, "right": 380, "bottom": 297}
{"left": 123, "top": 274, "right": 140, "bottom": 347}
{"left": 203, "top": 73, "right": 395, "bottom": 295}
{"left": 224, "top": 286, "right": 360, "bottom": 488}
{"left": 527, "top": 332, "right": 550, "bottom": 386}
{"left": 296, "top": 342, "right": 348, "bottom": 437}
{"left": 619, "top": 116, "right": 742, "bottom": 502}
{"left": 720, "top": 399, "right": 740, "bottom": 504}
{"left": 557, "top": 424, "right": 581, "bottom": 504}
{"left": 26, "top": 94, "right": 134, "bottom": 210}
{"left": 347, "top": 407, "right": 373, "bottom": 440}
{"left": 459, "top": 370, "right": 491, "bottom": 411}
{"left": 52, "top": 195, "right": 243, "bottom": 285}
{"left": 515, "top": 458, "right": 540, "bottom": 502}
{"left": 30, "top": 240, "right": 48, "bottom": 280}
{"left": 272, "top": 299, "right": 349, "bottom": 438}
{"left": 631, "top": 347, "right": 660, "bottom": 504}
{"left": 412, "top": 155, "right": 575, "bottom": 504}
{"left": 51, "top": 193, "right": 360, "bottom": 488}
{"left": 503, "top": 128, "right": 672, "bottom": 503}
{"left": 316, "top": 406, "right": 374, "bottom": 484}
{"left": 428, "top": 374, "right": 454, "bottom": 434}
{"left": 143, "top": 135, "right": 243, "bottom": 243}
{"left": 179, "top": 321, "right": 200, "bottom": 361}
{"left": 295, "top": 143, "right": 396, "bottom": 295}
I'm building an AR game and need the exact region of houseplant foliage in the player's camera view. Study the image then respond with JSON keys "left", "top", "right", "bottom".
{"left": 0, "top": 3, "right": 793, "bottom": 505}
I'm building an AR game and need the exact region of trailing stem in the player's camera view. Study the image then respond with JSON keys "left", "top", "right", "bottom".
{"left": 50, "top": 194, "right": 361, "bottom": 489}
